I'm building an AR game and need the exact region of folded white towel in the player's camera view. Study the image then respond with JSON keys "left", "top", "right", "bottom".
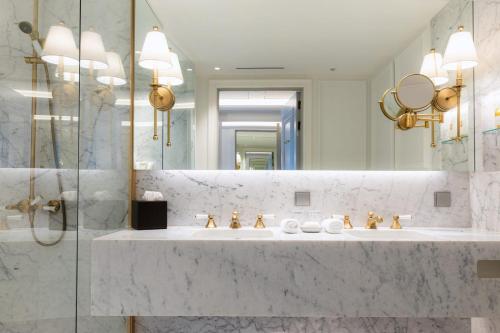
{"left": 142, "top": 191, "right": 164, "bottom": 201}
{"left": 300, "top": 221, "right": 322, "bottom": 233}
{"left": 322, "top": 218, "right": 343, "bottom": 234}
{"left": 280, "top": 218, "right": 299, "bottom": 234}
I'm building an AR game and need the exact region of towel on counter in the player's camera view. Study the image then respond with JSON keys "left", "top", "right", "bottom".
{"left": 281, "top": 218, "right": 300, "bottom": 234}
{"left": 322, "top": 218, "right": 343, "bottom": 234}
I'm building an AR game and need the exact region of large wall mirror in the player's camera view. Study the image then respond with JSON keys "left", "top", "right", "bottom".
{"left": 134, "top": 0, "right": 475, "bottom": 171}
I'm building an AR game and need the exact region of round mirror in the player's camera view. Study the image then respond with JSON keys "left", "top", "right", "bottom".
{"left": 395, "top": 74, "right": 436, "bottom": 111}
{"left": 380, "top": 88, "right": 405, "bottom": 121}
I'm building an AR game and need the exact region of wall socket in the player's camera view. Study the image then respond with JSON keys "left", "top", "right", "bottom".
{"left": 434, "top": 191, "right": 451, "bottom": 207}
{"left": 294, "top": 192, "right": 311, "bottom": 206}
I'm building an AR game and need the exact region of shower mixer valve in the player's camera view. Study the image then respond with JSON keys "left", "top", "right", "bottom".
{"left": 5, "top": 197, "right": 61, "bottom": 214}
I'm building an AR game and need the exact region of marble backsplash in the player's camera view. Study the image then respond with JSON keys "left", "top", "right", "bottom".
{"left": 136, "top": 170, "right": 471, "bottom": 228}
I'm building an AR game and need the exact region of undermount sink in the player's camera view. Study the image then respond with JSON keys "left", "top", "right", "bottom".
{"left": 345, "top": 229, "right": 433, "bottom": 240}
{"left": 192, "top": 228, "right": 274, "bottom": 239}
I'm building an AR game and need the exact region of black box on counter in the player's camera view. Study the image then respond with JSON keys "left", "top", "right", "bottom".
{"left": 132, "top": 200, "right": 168, "bottom": 230}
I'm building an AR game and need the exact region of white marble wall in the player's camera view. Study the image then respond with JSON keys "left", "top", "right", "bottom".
{"left": 136, "top": 317, "right": 470, "bottom": 333}
{"left": 136, "top": 170, "right": 470, "bottom": 228}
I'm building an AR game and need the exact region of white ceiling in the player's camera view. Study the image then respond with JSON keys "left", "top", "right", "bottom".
{"left": 147, "top": 0, "right": 448, "bottom": 79}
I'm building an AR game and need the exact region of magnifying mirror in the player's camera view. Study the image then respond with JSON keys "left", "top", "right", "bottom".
{"left": 395, "top": 74, "right": 436, "bottom": 111}
{"left": 379, "top": 88, "right": 405, "bottom": 121}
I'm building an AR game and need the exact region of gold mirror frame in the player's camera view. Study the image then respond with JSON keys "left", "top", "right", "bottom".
{"left": 379, "top": 88, "right": 405, "bottom": 121}
{"left": 395, "top": 73, "right": 436, "bottom": 112}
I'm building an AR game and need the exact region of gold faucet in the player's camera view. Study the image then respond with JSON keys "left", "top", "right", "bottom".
{"left": 229, "top": 210, "right": 241, "bottom": 229}
{"left": 365, "top": 211, "right": 383, "bottom": 229}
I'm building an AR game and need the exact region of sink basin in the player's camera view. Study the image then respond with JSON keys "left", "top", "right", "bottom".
{"left": 344, "top": 229, "right": 433, "bottom": 241}
{"left": 192, "top": 228, "right": 274, "bottom": 239}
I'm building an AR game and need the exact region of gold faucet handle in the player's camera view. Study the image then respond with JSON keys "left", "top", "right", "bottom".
{"left": 195, "top": 214, "right": 217, "bottom": 228}
{"left": 343, "top": 215, "right": 353, "bottom": 229}
{"left": 254, "top": 213, "right": 275, "bottom": 229}
{"left": 368, "top": 211, "right": 383, "bottom": 223}
{"left": 391, "top": 214, "right": 412, "bottom": 229}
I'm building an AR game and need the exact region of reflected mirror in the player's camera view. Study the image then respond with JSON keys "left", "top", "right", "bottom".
{"left": 395, "top": 74, "right": 436, "bottom": 111}
{"left": 134, "top": 0, "right": 475, "bottom": 172}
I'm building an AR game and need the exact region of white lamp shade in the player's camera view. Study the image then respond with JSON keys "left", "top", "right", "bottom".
{"left": 41, "top": 23, "right": 79, "bottom": 66}
{"left": 158, "top": 52, "right": 184, "bottom": 86}
{"left": 96, "top": 52, "right": 126, "bottom": 86}
{"left": 80, "top": 30, "right": 108, "bottom": 69}
{"left": 420, "top": 50, "right": 449, "bottom": 86}
{"left": 55, "top": 64, "right": 79, "bottom": 82}
{"left": 138, "top": 27, "right": 172, "bottom": 70}
{"left": 442, "top": 29, "right": 478, "bottom": 70}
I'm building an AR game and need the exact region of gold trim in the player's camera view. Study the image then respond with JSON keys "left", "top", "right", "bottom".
{"left": 433, "top": 87, "right": 458, "bottom": 112}
{"left": 379, "top": 88, "right": 404, "bottom": 121}
{"left": 128, "top": 0, "right": 136, "bottom": 331}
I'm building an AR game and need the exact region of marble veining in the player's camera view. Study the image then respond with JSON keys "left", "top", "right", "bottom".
{"left": 91, "top": 227, "right": 500, "bottom": 318}
{"left": 136, "top": 170, "right": 471, "bottom": 228}
{"left": 135, "top": 316, "right": 470, "bottom": 333}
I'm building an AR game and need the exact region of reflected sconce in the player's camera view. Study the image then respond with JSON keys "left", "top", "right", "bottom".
{"left": 138, "top": 26, "right": 175, "bottom": 142}
{"left": 442, "top": 26, "right": 478, "bottom": 141}
{"left": 80, "top": 29, "right": 108, "bottom": 73}
{"left": 93, "top": 52, "right": 127, "bottom": 107}
{"left": 54, "top": 64, "right": 79, "bottom": 82}
{"left": 41, "top": 22, "right": 79, "bottom": 75}
{"left": 158, "top": 52, "right": 184, "bottom": 146}
{"left": 420, "top": 49, "right": 448, "bottom": 86}
{"left": 97, "top": 52, "right": 127, "bottom": 86}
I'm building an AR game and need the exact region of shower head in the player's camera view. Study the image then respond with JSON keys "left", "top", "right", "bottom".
{"left": 18, "top": 21, "right": 33, "bottom": 35}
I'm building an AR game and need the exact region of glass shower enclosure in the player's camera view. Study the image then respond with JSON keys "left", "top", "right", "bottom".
{"left": 0, "top": 0, "right": 130, "bottom": 332}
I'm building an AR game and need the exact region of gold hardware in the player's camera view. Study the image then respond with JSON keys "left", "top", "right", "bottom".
{"left": 229, "top": 210, "right": 241, "bottom": 229}
{"left": 46, "top": 200, "right": 61, "bottom": 213}
{"left": 365, "top": 211, "right": 383, "bottom": 229}
{"left": 391, "top": 215, "right": 402, "bottom": 229}
{"left": 205, "top": 215, "right": 217, "bottom": 229}
{"left": 254, "top": 214, "right": 266, "bottom": 229}
{"left": 343, "top": 215, "right": 353, "bottom": 229}
{"left": 6, "top": 199, "right": 31, "bottom": 214}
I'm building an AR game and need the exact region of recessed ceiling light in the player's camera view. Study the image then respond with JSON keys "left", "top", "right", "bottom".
{"left": 186, "top": 68, "right": 193, "bottom": 72}
{"left": 330, "top": 67, "right": 336, "bottom": 72}
{"left": 214, "top": 67, "right": 221, "bottom": 71}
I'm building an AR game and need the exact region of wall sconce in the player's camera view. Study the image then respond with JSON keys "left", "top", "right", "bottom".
{"left": 442, "top": 26, "right": 478, "bottom": 141}
{"left": 158, "top": 52, "right": 184, "bottom": 146}
{"left": 138, "top": 26, "right": 175, "bottom": 142}
{"left": 379, "top": 25, "right": 477, "bottom": 147}
{"left": 92, "top": 52, "right": 127, "bottom": 108}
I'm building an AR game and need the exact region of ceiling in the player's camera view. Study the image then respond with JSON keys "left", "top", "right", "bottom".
{"left": 147, "top": 0, "right": 449, "bottom": 79}
{"left": 236, "top": 131, "right": 277, "bottom": 149}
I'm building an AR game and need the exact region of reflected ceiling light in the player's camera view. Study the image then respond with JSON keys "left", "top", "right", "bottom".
{"left": 158, "top": 52, "right": 184, "bottom": 86}
{"left": 13, "top": 89, "right": 52, "bottom": 98}
{"left": 139, "top": 26, "right": 175, "bottom": 146}
{"left": 219, "top": 98, "right": 289, "bottom": 107}
{"left": 221, "top": 121, "right": 280, "bottom": 128}
{"left": 214, "top": 67, "right": 221, "bottom": 71}
{"left": 420, "top": 49, "right": 448, "bottom": 86}
{"left": 41, "top": 22, "right": 79, "bottom": 66}
{"left": 186, "top": 68, "right": 193, "bottom": 72}
{"left": 80, "top": 29, "right": 108, "bottom": 70}
{"left": 54, "top": 64, "right": 79, "bottom": 82}
{"left": 97, "top": 52, "right": 127, "bottom": 86}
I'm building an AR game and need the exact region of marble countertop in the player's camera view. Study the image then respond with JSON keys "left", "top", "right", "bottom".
{"left": 91, "top": 226, "right": 500, "bottom": 318}
{"left": 94, "top": 226, "right": 500, "bottom": 242}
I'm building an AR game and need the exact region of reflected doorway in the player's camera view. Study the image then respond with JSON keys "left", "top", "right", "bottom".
{"left": 218, "top": 90, "right": 301, "bottom": 170}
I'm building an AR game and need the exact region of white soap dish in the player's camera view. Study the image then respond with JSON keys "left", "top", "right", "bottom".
{"left": 300, "top": 221, "right": 322, "bottom": 233}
